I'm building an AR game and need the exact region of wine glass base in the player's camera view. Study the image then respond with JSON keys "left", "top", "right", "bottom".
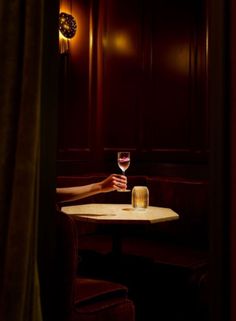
{"left": 117, "top": 189, "right": 131, "bottom": 192}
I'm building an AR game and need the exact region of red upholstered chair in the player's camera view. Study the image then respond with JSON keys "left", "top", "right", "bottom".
{"left": 54, "top": 210, "right": 135, "bottom": 321}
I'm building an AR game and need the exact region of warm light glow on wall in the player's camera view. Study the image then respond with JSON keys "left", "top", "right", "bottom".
{"left": 114, "top": 33, "right": 131, "bottom": 52}
{"left": 59, "top": 32, "right": 69, "bottom": 54}
{"left": 166, "top": 44, "right": 189, "bottom": 75}
{"left": 60, "top": 1, "right": 71, "bottom": 15}
{"left": 103, "top": 32, "right": 134, "bottom": 56}
{"left": 89, "top": 32, "right": 93, "bottom": 52}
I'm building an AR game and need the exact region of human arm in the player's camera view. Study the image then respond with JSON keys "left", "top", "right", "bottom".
{"left": 56, "top": 174, "right": 127, "bottom": 204}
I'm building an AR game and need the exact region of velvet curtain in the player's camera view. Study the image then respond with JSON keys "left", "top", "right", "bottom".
{"left": 0, "top": 0, "right": 47, "bottom": 320}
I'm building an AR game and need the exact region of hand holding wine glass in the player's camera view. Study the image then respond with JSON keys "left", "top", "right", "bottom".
{"left": 117, "top": 151, "right": 130, "bottom": 191}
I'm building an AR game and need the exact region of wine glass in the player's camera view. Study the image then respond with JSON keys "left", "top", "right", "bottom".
{"left": 117, "top": 151, "right": 130, "bottom": 191}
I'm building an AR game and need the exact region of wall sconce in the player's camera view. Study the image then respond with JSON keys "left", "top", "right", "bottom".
{"left": 59, "top": 12, "right": 77, "bottom": 54}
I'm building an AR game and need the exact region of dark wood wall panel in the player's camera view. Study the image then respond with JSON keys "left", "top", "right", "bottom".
{"left": 102, "top": 0, "right": 144, "bottom": 149}
{"left": 58, "top": 0, "right": 92, "bottom": 158}
{"left": 102, "top": 0, "right": 208, "bottom": 154}
{"left": 147, "top": 0, "right": 193, "bottom": 149}
{"left": 57, "top": 0, "right": 208, "bottom": 177}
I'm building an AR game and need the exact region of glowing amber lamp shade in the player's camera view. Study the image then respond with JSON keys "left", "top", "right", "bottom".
{"left": 59, "top": 12, "right": 77, "bottom": 39}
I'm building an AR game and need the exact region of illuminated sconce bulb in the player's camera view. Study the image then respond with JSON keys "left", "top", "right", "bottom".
{"left": 59, "top": 12, "right": 77, "bottom": 39}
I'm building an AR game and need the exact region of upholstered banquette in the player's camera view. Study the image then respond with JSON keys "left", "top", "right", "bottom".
{"left": 53, "top": 209, "right": 135, "bottom": 321}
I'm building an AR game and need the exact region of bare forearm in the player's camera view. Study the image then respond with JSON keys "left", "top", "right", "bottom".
{"left": 56, "top": 183, "right": 102, "bottom": 203}
{"left": 56, "top": 174, "right": 127, "bottom": 204}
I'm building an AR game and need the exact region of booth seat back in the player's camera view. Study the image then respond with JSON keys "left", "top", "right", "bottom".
{"left": 146, "top": 176, "right": 209, "bottom": 248}
{"left": 55, "top": 210, "right": 135, "bottom": 321}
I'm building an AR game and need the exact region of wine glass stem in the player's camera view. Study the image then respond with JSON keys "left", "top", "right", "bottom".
{"left": 122, "top": 171, "right": 126, "bottom": 190}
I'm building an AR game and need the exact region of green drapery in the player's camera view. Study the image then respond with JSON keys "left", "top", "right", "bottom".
{"left": 0, "top": 0, "right": 46, "bottom": 320}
